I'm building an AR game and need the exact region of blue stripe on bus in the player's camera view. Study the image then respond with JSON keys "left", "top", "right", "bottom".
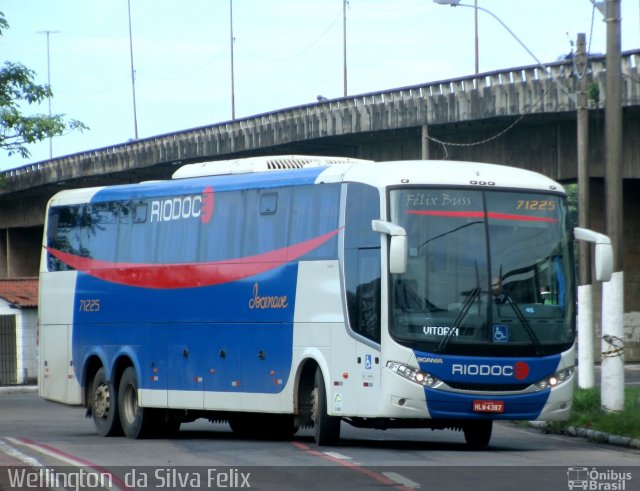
{"left": 415, "top": 352, "right": 561, "bottom": 386}
{"left": 72, "top": 263, "right": 299, "bottom": 393}
{"left": 415, "top": 352, "right": 561, "bottom": 419}
{"left": 424, "top": 387, "right": 550, "bottom": 420}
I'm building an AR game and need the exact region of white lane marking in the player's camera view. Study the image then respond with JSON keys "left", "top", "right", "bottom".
{"left": 383, "top": 471, "right": 421, "bottom": 489}
{"left": 6, "top": 437, "right": 124, "bottom": 491}
{"left": 323, "top": 451, "right": 352, "bottom": 460}
{"left": 0, "top": 439, "right": 43, "bottom": 467}
{"left": 6, "top": 437, "right": 88, "bottom": 467}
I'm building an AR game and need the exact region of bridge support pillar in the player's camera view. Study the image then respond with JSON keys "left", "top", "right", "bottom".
{"left": 0, "top": 227, "right": 41, "bottom": 279}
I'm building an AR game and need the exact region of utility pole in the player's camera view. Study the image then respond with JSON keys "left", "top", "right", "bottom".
{"left": 343, "top": 0, "right": 348, "bottom": 97}
{"left": 601, "top": 0, "right": 624, "bottom": 412}
{"left": 576, "top": 33, "right": 594, "bottom": 389}
{"left": 230, "top": 0, "right": 236, "bottom": 120}
{"left": 474, "top": 0, "right": 479, "bottom": 73}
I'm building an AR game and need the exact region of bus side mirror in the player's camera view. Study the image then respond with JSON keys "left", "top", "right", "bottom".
{"left": 372, "top": 220, "right": 408, "bottom": 274}
{"left": 574, "top": 227, "right": 614, "bottom": 282}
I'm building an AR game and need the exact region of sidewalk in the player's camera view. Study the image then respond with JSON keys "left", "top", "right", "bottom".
{"left": 0, "top": 385, "right": 37, "bottom": 395}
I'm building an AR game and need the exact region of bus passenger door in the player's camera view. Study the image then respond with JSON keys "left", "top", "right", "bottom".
{"left": 40, "top": 322, "right": 81, "bottom": 404}
{"left": 39, "top": 272, "right": 81, "bottom": 405}
{"left": 346, "top": 248, "right": 382, "bottom": 416}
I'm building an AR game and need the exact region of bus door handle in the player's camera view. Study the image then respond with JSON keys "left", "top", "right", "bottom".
{"left": 258, "top": 350, "right": 266, "bottom": 360}
{"left": 182, "top": 348, "right": 189, "bottom": 358}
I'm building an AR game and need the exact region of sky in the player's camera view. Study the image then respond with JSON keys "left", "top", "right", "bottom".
{"left": 1, "top": 0, "right": 639, "bottom": 171}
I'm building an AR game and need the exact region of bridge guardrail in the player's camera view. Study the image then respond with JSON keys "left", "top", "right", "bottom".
{"left": 2, "top": 50, "right": 639, "bottom": 184}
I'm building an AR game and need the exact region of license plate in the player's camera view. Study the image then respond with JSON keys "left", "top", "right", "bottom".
{"left": 473, "top": 400, "right": 504, "bottom": 413}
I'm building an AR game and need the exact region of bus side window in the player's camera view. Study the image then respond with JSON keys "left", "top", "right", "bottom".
{"left": 133, "top": 202, "right": 147, "bottom": 222}
{"left": 289, "top": 184, "right": 340, "bottom": 260}
{"left": 353, "top": 251, "right": 381, "bottom": 342}
{"left": 47, "top": 206, "right": 79, "bottom": 272}
{"left": 345, "top": 183, "right": 381, "bottom": 343}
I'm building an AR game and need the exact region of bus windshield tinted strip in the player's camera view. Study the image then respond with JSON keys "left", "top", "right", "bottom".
{"left": 405, "top": 210, "right": 559, "bottom": 222}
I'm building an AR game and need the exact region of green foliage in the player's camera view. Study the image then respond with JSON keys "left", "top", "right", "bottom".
{"left": 0, "top": 12, "right": 7, "bottom": 36}
{"left": 0, "top": 11, "right": 88, "bottom": 159}
{"left": 568, "top": 387, "right": 640, "bottom": 439}
{"left": 587, "top": 82, "right": 600, "bottom": 104}
{"left": 547, "top": 387, "right": 640, "bottom": 440}
{"left": 564, "top": 183, "right": 578, "bottom": 230}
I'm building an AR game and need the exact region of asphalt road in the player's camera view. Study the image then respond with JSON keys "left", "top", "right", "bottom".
{"left": 0, "top": 391, "right": 638, "bottom": 491}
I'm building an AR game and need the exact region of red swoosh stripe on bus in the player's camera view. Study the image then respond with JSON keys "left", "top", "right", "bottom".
{"left": 405, "top": 210, "right": 558, "bottom": 222}
{"left": 46, "top": 228, "right": 341, "bottom": 289}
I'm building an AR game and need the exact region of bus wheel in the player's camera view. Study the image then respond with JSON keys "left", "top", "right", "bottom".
{"left": 463, "top": 420, "right": 492, "bottom": 448}
{"left": 91, "top": 367, "right": 122, "bottom": 436}
{"left": 311, "top": 368, "right": 340, "bottom": 446}
{"left": 118, "top": 367, "right": 152, "bottom": 439}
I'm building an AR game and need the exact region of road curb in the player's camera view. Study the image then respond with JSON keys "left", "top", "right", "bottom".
{"left": 528, "top": 421, "right": 640, "bottom": 449}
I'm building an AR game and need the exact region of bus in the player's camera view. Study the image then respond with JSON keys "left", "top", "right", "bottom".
{"left": 38, "top": 155, "right": 612, "bottom": 447}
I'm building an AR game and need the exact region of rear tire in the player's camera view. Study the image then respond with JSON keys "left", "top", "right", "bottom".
{"left": 90, "top": 367, "right": 122, "bottom": 436}
{"left": 463, "top": 420, "right": 493, "bottom": 448}
{"left": 118, "top": 367, "right": 154, "bottom": 439}
{"left": 312, "top": 368, "right": 340, "bottom": 446}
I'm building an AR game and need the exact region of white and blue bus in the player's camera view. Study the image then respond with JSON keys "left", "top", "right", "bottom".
{"left": 38, "top": 155, "right": 612, "bottom": 447}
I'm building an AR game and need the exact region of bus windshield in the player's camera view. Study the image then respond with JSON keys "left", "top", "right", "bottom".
{"left": 389, "top": 188, "right": 575, "bottom": 357}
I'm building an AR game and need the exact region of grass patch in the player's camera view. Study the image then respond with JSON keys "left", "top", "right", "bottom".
{"left": 547, "top": 387, "right": 640, "bottom": 439}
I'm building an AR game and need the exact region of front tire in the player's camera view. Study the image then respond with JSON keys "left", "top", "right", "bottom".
{"left": 118, "top": 367, "right": 154, "bottom": 439}
{"left": 312, "top": 368, "right": 340, "bottom": 446}
{"left": 90, "top": 367, "right": 122, "bottom": 436}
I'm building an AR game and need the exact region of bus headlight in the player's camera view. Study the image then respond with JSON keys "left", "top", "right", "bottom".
{"left": 386, "top": 361, "right": 441, "bottom": 388}
{"left": 534, "top": 367, "right": 574, "bottom": 390}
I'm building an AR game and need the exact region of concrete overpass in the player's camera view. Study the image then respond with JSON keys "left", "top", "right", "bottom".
{"left": 1, "top": 51, "right": 639, "bottom": 358}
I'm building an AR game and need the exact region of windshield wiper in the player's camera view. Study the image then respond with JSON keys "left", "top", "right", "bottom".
{"left": 493, "top": 263, "right": 544, "bottom": 355}
{"left": 418, "top": 221, "right": 484, "bottom": 251}
{"left": 433, "top": 287, "right": 480, "bottom": 353}
{"left": 434, "top": 263, "right": 482, "bottom": 353}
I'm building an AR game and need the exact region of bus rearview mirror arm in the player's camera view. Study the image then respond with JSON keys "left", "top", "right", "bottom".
{"left": 573, "top": 227, "right": 613, "bottom": 282}
{"left": 372, "top": 220, "right": 408, "bottom": 274}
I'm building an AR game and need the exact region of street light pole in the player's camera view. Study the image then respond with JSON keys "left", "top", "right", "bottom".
{"left": 433, "top": 1, "right": 574, "bottom": 103}
{"left": 435, "top": 1, "right": 547, "bottom": 73}
{"left": 37, "top": 30, "right": 60, "bottom": 159}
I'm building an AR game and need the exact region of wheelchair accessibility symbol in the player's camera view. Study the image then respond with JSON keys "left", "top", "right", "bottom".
{"left": 364, "top": 354, "right": 372, "bottom": 369}
{"left": 493, "top": 324, "right": 510, "bottom": 343}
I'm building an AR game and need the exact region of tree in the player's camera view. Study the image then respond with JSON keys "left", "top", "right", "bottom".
{"left": 0, "top": 11, "right": 88, "bottom": 159}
